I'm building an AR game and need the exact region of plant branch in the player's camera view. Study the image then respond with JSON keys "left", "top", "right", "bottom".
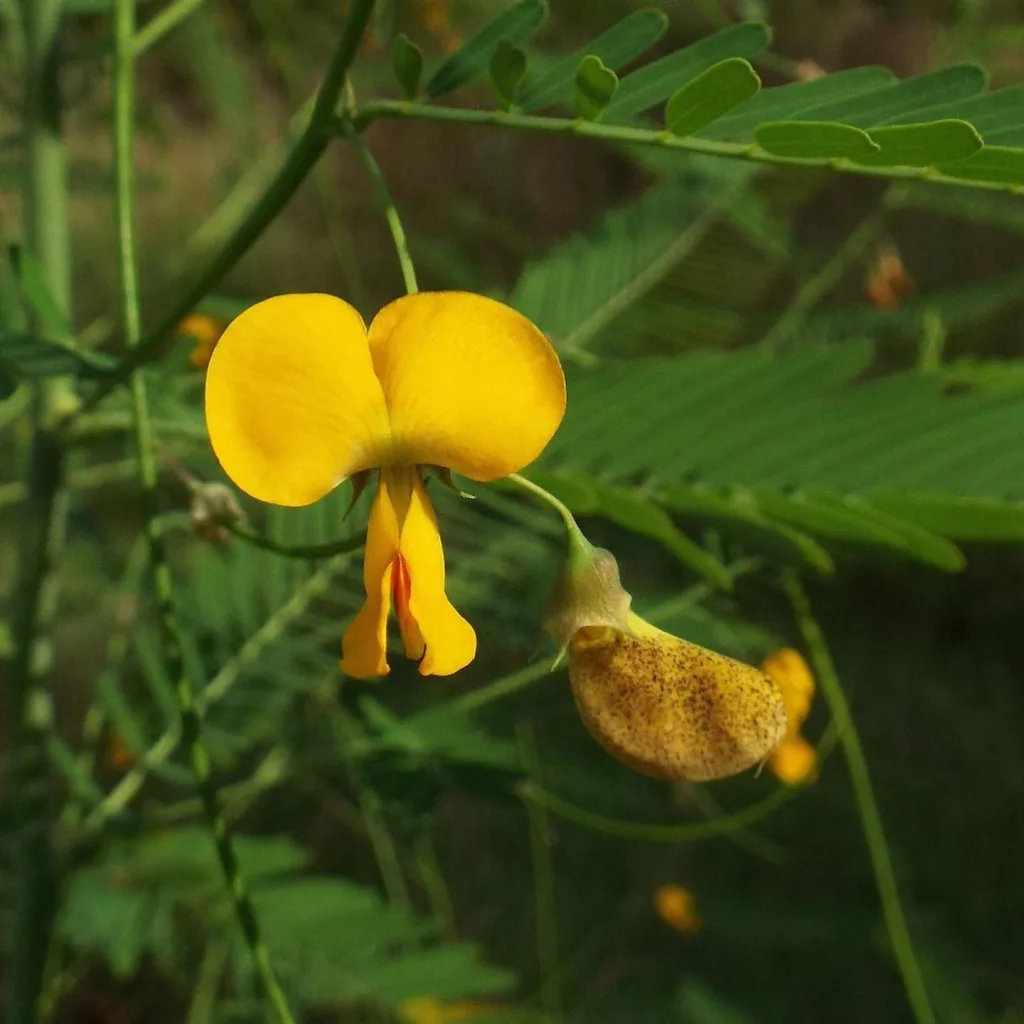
{"left": 348, "top": 101, "right": 1020, "bottom": 196}
{"left": 342, "top": 121, "right": 418, "bottom": 294}
{"left": 133, "top": 0, "right": 208, "bottom": 55}
{"left": 113, "top": 2, "right": 295, "bottom": 1020}
{"left": 5, "top": 1, "right": 72, "bottom": 1019}
{"left": 782, "top": 571, "right": 936, "bottom": 1024}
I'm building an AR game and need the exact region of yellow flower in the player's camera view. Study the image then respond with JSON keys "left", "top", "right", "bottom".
{"left": 762, "top": 647, "right": 817, "bottom": 785}
{"left": 179, "top": 312, "right": 224, "bottom": 369}
{"left": 545, "top": 540, "right": 786, "bottom": 781}
{"left": 399, "top": 998, "right": 499, "bottom": 1024}
{"left": 653, "top": 884, "right": 702, "bottom": 936}
{"left": 205, "top": 291, "right": 565, "bottom": 678}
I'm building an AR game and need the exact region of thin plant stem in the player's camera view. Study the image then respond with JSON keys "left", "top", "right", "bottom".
{"left": 78, "top": 0, "right": 378, "bottom": 416}
{"left": 414, "top": 830, "right": 455, "bottom": 936}
{"left": 6, "top": 1, "right": 72, "bottom": 1019}
{"left": 759, "top": 191, "right": 899, "bottom": 352}
{"left": 519, "top": 725, "right": 562, "bottom": 1022}
{"left": 134, "top": 0, "right": 208, "bottom": 55}
{"left": 518, "top": 779, "right": 794, "bottom": 843}
{"left": 113, "top": 3, "right": 296, "bottom": 1021}
{"left": 349, "top": 101, "right": 1021, "bottom": 196}
{"left": 343, "top": 122, "right": 419, "bottom": 294}
{"left": 782, "top": 571, "right": 936, "bottom": 1024}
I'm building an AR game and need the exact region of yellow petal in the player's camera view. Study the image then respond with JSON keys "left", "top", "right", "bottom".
{"left": 367, "top": 292, "right": 565, "bottom": 481}
{"left": 568, "top": 618, "right": 787, "bottom": 781}
{"left": 400, "top": 470, "right": 476, "bottom": 676}
{"left": 340, "top": 468, "right": 476, "bottom": 678}
{"left": 340, "top": 477, "right": 398, "bottom": 679}
{"left": 205, "top": 294, "right": 391, "bottom": 507}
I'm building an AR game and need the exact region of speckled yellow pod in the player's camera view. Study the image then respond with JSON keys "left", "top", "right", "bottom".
{"left": 568, "top": 619, "right": 787, "bottom": 782}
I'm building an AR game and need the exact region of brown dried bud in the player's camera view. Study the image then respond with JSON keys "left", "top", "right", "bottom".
{"left": 190, "top": 481, "right": 247, "bottom": 545}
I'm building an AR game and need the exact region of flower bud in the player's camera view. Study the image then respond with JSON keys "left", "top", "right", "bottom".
{"left": 546, "top": 542, "right": 786, "bottom": 781}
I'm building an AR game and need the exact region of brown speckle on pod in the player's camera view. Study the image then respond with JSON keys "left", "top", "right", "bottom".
{"left": 568, "top": 625, "right": 787, "bottom": 781}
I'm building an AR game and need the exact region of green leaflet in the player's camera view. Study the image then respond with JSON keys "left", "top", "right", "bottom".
{"left": 603, "top": 22, "right": 770, "bottom": 122}
{"left": 938, "top": 146, "right": 1024, "bottom": 185}
{"left": 755, "top": 121, "right": 880, "bottom": 160}
{"left": 665, "top": 58, "right": 761, "bottom": 138}
{"left": 425, "top": 0, "right": 548, "bottom": 99}
{"left": 859, "top": 120, "right": 982, "bottom": 167}
{"left": 789, "top": 63, "right": 988, "bottom": 128}
{"left": 573, "top": 55, "right": 618, "bottom": 121}
{"left": 490, "top": 40, "right": 527, "bottom": 110}
{"left": 519, "top": 8, "right": 668, "bottom": 112}
{"left": 698, "top": 66, "right": 896, "bottom": 140}
{"left": 392, "top": 33, "right": 424, "bottom": 100}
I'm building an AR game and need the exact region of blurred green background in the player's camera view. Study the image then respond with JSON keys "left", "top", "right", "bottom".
{"left": 2, "top": 1, "right": 1024, "bottom": 1023}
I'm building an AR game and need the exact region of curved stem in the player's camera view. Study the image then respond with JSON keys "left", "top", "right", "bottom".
{"left": 518, "top": 780, "right": 794, "bottom": 843}
{"left": 782, "top": 571, "right": 935, "bottom": 1024}
{"left": 228, "top": 520, "right": 364, "bottom": 560}
{"left": 505, "top": 472, "right": 581, "bottom": 537}
{"left": 113, "top": 3, "right": 295, "bottom": 1020}
{"left": 342, "top": 121, "right": 418, "bottom": 294}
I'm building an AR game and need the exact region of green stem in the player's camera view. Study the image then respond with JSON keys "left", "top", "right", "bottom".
{"left": 518, "top": 781, "right": 794, "bottom": 842}
{"left": 78, "top": 0, "right": 377, "bottom": 416}
{"left": 227, "top": 520, "right": 365, "bottom": 560}
{"left": 782, "top": 571, "right": 935, "bottom": 1024}
{"left": 759, "top": 192, "right": 896, "bottom": 352}
{"left": 342, "top": 122, "right": 418, "bottom": 294}
{"left": 133, "top": 0, "right": 208, "bottom": 55}
{"left": 349, "top": 101, "right": 1021, "bottom": 196}
{"left": 113, "top": 3, "right": 296, "bottom": 1021}
{"left": 519, "top": 726, "right": 562, "bottom": 1021}
{"left": 6, "top": 1, "right": 72, "bottom": 1019}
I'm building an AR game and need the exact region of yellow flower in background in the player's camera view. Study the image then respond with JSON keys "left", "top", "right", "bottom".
{"left": 205, "top": 291, "right": 565, "bottom": 679}
{"left": 105, "top": 726, "right": 137, "bottom": 771}
{"left": 545, "top": 543, "right": 786, "bottom": 781}
{"left": 653, "top": 884, "right": 702, "bottom": 936}
{"left": 399, "top": 998, "right": 500, "bottom": 1024}
{"left": 179, "top": 312, "right": 224, "bottom": 369}
{"left": 762, "top": 647, "right": 817, "bottom": 785}
{"left": 415, "top": 0, "right": 463, "bottom": 55}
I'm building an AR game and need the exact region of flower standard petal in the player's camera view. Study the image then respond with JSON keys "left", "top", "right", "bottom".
{"left": 205, "top": 294, "right": 392, "bottom": 507}
{"left": 366, "top": 292, "right": 566, "bottom": 481}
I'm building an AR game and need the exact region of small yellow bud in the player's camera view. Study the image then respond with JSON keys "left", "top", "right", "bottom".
{"left": 178, "top": 312, "right": 224, "bottom": 369}
{"left": 767, "top": 735, "right": 817, "bottom": 786}
{"left": 653, "top": 883, "right": 702, "bottom": 936}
